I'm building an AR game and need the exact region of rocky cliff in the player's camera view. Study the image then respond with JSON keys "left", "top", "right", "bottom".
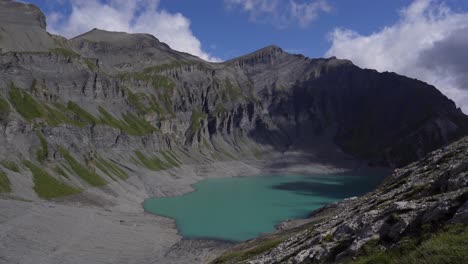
{"left": 0, "top": 0, "right": 467, "bottom": 207}
{"left": 213, "top": 136, "right": 468, "bottom": 263}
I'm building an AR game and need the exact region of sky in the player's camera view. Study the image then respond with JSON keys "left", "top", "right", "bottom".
{"left": 22, "top": 0, "right": 468, "bottom": 112}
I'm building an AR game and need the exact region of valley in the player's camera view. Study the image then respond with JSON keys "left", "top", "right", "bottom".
{"left": 0, "top": 1, "right": 467, "bottom": 263}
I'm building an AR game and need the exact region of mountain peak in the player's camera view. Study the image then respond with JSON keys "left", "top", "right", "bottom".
{"left": 72, "top": 28, "right": 160, "bottom": 44}
{"left": 259, "top": 44, "right": 284, "bottom": 53}
{"left": 0, "top": 0, "right": 46, "bottom": 29}
{"left": 0, "top": 0, "right": 55, "bottom": 52}
{"left": 226, "top": 44, "right": 289, "bottom": 66}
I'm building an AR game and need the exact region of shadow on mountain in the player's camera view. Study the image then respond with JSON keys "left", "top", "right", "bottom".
{"left": 271, "top": 172, "right": 388, "bottom": 200}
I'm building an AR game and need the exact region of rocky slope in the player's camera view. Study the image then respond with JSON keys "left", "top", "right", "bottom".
{"left": 213, "top": 136, "right": 468, "bottom": 263}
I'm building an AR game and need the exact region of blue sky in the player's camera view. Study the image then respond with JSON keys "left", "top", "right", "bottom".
{"left": 21, "top": 0, "right": 468, "bottom": 111}
{"left": 160, "top": 0, "right": 407, "bottom": 59}
{"left": 25, "top": 0, "right": 466, "bottom": 59}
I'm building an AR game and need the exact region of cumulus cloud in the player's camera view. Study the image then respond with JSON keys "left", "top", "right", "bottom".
{"left": 326, "top": 0, "right": 468, "bottom": 112}
{"left": 47, "top": 0, "right": 220, "bottom": 62}
{"left": 225, "top": 0, "right": 331, "bottom": 28}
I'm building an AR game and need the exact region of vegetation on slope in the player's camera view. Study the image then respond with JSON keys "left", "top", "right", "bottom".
{"left": 134, "top": 151, "right": 166, "bottom": 171}
{"left": 120, "top": 65, "right": 177, "bottom": 116}
{"left": 190, "top": 108, "right": 207, "bottom": 132}
{"left": 1, "top": 160, "right": 21, "bottom": 173}
{"left": 53, "top": 165, "right": 70, "bottom": 180}
{"left": 213, "top": 238, "right": 285, "bottom": 264}
{"left": 8, "top": 82, "right": 156, "bottom": 136}
{"left": 50, "top": 48, "right": 80, "bottom": 58}
{"left": 161, "top": 151, "right": 181, "bottom": 168}
{"left": 0, "top": 170, "right": 12, "bottom": 193}
{"left": 8, "top": 83, "right": 44, "bottom": 121}
{"left": 59, "top": 147, "right": 106, "bottom": 187}
{"left": 98, "top": 107, "right": 156, "bottom": 135}
{"left": 92, "top": 156, "right": 128, "bottom": 181}
{"left": 35, "top": 131, "right": 49, "bottom": 163}
{"left": 134, "top": 150, "right": 180, "bottom": 171}
{"left": 127, "top": 91, "right": 163, "bottom": 116}
{"left": 22, "top": 160, "right": 80, "bottom": 199}
{"left": 350, "top": 224, "right": 468, "bottom": 264}
{"left": 8, "top": 83, "right": 97, "bottom": 127}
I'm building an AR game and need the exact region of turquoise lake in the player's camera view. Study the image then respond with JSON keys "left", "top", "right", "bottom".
{"left": 143, "top": 171, "right": 387, "bottom": 242}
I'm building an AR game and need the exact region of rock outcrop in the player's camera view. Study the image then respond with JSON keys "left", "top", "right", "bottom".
{"left": 0, "top": 0, "right": 56, "bottom": 52}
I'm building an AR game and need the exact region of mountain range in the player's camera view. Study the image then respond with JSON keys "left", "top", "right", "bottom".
{"left": 0, "top": 1, "right": 467, "bottom": 263}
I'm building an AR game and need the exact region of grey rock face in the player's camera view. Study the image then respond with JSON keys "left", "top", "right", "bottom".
{"left": 0, "top": 0, "right": 56, "bottom": 52}
{"left": 70, "top": 28, "right": 203, "bottom": 74}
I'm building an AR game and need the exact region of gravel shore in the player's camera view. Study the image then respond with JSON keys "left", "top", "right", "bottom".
{"left": 0, "top": 151, "right": 359, "bottom": 264}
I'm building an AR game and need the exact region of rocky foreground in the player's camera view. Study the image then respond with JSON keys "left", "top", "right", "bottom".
{"left": 214, "top": 136, "right": 468, "bottom": 263}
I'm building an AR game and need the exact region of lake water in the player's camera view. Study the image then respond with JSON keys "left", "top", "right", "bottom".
{"left": 143, "top": 171, "right": 387, "bottom": 242}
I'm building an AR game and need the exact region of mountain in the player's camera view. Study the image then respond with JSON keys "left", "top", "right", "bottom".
{"left": 214, "top": 135, "right": 468, "bottom": 263}
{"left": 0, "top": 0, "right": 57, "bottom": 52}
{"left": 0, "top": 1, "right": 467, "bottom": 263}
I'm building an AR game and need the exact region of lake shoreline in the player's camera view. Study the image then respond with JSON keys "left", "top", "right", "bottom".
{"left": 0, "top": 151, "right": 388, "bottom": 264}
{"left": 141, "top": 153, "right": 390, "bottom": 244}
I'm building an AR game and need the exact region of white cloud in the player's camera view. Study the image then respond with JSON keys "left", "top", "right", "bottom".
{"left": 47, "top": 0, "right": 220, "bottom": 62}
{"left": 326, "top": 0, "right": 468, "bottom": 112}
{"left": 225, "top": 0, "right": 331, "bottom": 28}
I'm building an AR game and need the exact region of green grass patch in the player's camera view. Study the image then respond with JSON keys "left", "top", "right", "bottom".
{"left": 323, "top": 233, "right": 333, "bottom": 243}
{"left": 22, "top": 160, "right": 80, "bottom": 199}
{"left": 161, "top": 151, "right": 180, "bottom": 167}
{"left": 122, "top": 112, "right": 156, "bottom": 135}
{"left": 53, "top": 165, "right": 70, "bottom": 179}
{"left": 8, "top": 83, "right": 154, "bottom": 134}
{"left": 213, "top": 238, "right": 284, "bottom": 264}
{"left": 190, "top": 108, "right": 207, "bottom": 132}
{"left": 127, "top": 91, "right": 163, "bottom": 116}
{"left": 50, "top": 48, "right": 80, "bottom": 58}
{"left": 134, "top": 151, "right": 167, "bottom": 171}
{"left": 100, "top": 158, "right": 128, "bottom": 180}
{"left": 8, "top": 83, "right": 44, "bottom": 121}
{"left": 224, "top": 78, "right": 242, "bottom": 101}
{"left": 35, "top": 131, "right": 49, "bottom": 163}
{"left": 214, "top": 103, "right": 227, "bottom": 114}
{"left": 84, "top": 58, "right": 98, "bottom": 71}
{"left": 93, "top": 156, "right": 128, "bottom": 180}
{"left": 350, "top": 224, "right": 468, "bottom": 264}
{"left": 65, "top": 101, "right": 98, "bottom": 124}
{"left": 99, "top": 107, "right": 155, "bottom": 135}
{"left": 7, "top": 83, "right": 96, "bottom": 127}
{"left": 93, "top": 158, "right": 116, "bottom": 181}
{"left": 0, "top": 170, "right": 12, "bottom": 193}
{"left": 59, "top": 147, "right": 106, "bottom": 187}
{"left": 1, "top": 160, "right": 20, "bottom": 172}
{"left": 119, "top": 70, "right": 176, "bottom": 115}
